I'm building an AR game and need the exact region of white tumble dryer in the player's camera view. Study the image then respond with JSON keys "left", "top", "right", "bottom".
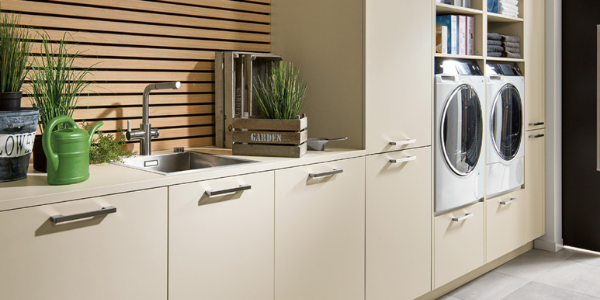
{"left": 434, "top": 59, "right": 486, "bottom": 214}
{"left": 484, "top": 62, "right": 525, "bottom": 197}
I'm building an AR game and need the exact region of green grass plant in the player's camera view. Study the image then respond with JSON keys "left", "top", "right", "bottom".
{"left": 0, "top": 10, "right": 31, "bottom": 93}
{"left": 27, "top": 32, "right": 92, "bottom": 134}
{"left": 253, "top": 61, "right": 306, "bottom": 120}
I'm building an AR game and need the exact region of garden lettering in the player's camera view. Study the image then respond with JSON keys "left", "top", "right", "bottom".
{"left": 250, "top": 132, "right": 282, "bottom": 143}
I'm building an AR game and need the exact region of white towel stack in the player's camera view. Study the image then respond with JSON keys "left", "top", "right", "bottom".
{"left": 499, "top": 0, "right": 519, "bottom": 18}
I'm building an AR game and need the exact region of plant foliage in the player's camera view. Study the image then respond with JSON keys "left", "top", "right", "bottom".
{"left": 27, "top": 32, "right": 92, "bottom": 134}
{"left": 0, "top": 10, "right": 31, "bottom": 93}
{"left": 253, "top": 61, "right": 306, "bottom": 120}
{"left": 87, "top": 127, "right": 135, "bottom": 164}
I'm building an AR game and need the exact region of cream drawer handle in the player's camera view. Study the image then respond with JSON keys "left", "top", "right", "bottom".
{"left": 529, "top": 122, "right": 544, "bottom": 126}
{"left": 500, "top": 197, "right": 518, "bottom": 205}
{"left": 389, "top": 156, "right": 417, "bottom": 164}
{"left": 452, "top": 213, "right": 474, "bottom": 222}
{"left": 529, "top": 134, "right": 544, "bottom": 139}
{"left": 309, "top": 169, "right": 343, "bottom": 178}
{"left": 389, "top": 139, "right": 416, "bottom": 146}
{"left": 50, "top": 206, "right": 117, "bottom": 224}
{"left": 205, "top": 184, "right": 251, "bottom": 197}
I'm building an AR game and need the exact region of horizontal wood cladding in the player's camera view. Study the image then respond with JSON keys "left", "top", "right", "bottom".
{"left": 9, "top": 0, "right": 270, "bottom": 151}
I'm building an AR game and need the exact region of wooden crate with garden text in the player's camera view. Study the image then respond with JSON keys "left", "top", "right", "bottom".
{"left": 232, "top": 114, "right": 307, "bottom": 158}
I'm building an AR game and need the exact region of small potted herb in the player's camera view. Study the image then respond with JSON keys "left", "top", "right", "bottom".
{"left": 231, "top": 61, "right": 308, "bottom": 158}
{"left": 27, "top": 32, "right": 94, "bottom": 172}
{"left": 0, "top": 10, "right": 31, "bottom": 111}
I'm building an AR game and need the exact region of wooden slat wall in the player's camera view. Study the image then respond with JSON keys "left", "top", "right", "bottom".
{"left": 3, "top": 0, "right": 270, "bottom": 152}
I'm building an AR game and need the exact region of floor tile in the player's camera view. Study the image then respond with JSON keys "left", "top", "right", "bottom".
{"left": 568, "top": 250, "right": 600, "bottom": 268}
{"left": 502, "top": 282, "right": 600, "bottom": 300}
{"left": 534, "top": 260, "right": 600, "bottom": 298}
{"left": 437, "top": 296, "right": 461, "bottom": 300}
{"left": 447, "top": 271, "right": 529, "bottom": 300}
{"left": 494, "top": 248, "right": 575, "bottom": 281}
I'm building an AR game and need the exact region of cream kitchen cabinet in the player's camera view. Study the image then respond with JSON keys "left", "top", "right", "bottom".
{"left": 168, "top": 171, "right": 274, "bottom": 300}
{"left": 275, "top": 157, "right": 365, "bottom": 300}
{"left": 0, "top": 188, "right": 167, "bottom": 300}
{"left": 366, "top": 147, "right": 432, "bottom": 300}
{"left": 271, "top": 0, "right": 433, "bottom": 153}
{"left": 523, "top": 129, "right": 545, "bottom": 242}
{"left": 434, "top": 202, "right": 485, "bottom": 289}
{"left": 524, "top": 0, "right": 546, "bottom": 131}
{"left": 486, "top": 190, "right": 527, "bottom": 262}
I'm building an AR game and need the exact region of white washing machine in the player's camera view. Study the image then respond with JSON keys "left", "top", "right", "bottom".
{"left": 484, "top": 62, "right": 525, "bottom": 197}
{"left": 434, "top": 59, "right": 486, "bottom": 214}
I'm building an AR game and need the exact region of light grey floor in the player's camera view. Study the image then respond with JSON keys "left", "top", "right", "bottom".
{"left": 438, "top": 247, "right": 600, "bottom": 300}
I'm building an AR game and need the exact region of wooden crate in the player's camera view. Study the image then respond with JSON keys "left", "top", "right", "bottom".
{"left": 232, "top": 115, "right": 307, "bottom": 158}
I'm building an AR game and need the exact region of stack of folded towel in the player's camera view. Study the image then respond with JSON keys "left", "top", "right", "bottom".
{"left": 487, "top": 33, "right": 503, "bottom": 57}
{"left": 487, "top": 33, "right": 522, "bottom": 58}
{"left": 502, "top": 35, "right": 521, "bottom": 58}
{"left": 499, "top": 0, "right": 519, "bottom": 18}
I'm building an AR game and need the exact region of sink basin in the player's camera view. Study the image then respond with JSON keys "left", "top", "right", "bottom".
{"left": 112, "top": 151, "right": 257, "bottom": 175}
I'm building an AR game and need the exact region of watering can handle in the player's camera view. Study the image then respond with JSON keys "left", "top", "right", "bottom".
{"left": 43, "top": 116, "right": 78, "bottom": 172}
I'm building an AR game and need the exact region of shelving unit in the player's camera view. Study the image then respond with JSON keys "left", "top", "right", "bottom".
{"left": 434, "top": 0, "right": 525, "bottom": 74}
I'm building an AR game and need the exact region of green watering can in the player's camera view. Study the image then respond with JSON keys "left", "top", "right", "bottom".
{"left": 43, "top": 116, "right": 103, "bottom": 185}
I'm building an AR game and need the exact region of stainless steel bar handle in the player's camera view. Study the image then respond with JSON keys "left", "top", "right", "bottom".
{"left": 529, "top": 122, "right": 545, "bottom": 126}
{"left": 389, "top": 156, "right": 417, "bottom": 164}
{"left": 529, "top": 134, "right": 545, "bottom": 139}
{"left": 389, "top": 139, "right": 417, "bottom": 146}
{"left": 50, "top": 206, "right": 117, "bottom": 224}
{"left": 205, "top": 184, "right": 252, "bottom": 197}
{"left": 309, "top": 169, "right": 344, "bottom": 178}
{"left": 500, "top": 197, "right": 518, "bottom": 205}
{"left": 452, "top": 213, "right": 474, "bottom": 222}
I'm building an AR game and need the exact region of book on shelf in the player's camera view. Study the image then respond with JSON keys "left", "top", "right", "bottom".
{"left": 458, "top": 15, "right": 467, "bottom": 55}
{"left": 436, "top": 15, "right": 458, "bottom": 55}
{"left": 436, "top": 26, "right": 448, "bottom": 54}
{"left": 467, "top": 16, "right": 475, "bottom": 55}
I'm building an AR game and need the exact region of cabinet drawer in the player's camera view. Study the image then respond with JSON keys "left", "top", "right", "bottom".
{"left": 169, "top": 171, "right": 274, "bottom": 300}
{"left": 0, "top": 188, "right": 167, "bottom": 300}
{"left": 486, "top": 190, "right": 526, "bottom": 262}
{"left": 366, "top": 147, "right": 432, "bottom": 299}
{"left": 434, "top": 202, "right": 484, "bottom": 289}
{"left": 275, "top": 157, "right": 365, "bottom": 300}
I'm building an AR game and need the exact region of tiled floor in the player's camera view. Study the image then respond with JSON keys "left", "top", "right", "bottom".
{"left": 439, "top": 247, "right": 600, "bottom": 300}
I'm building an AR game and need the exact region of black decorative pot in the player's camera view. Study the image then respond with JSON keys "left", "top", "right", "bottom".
{"left": 0, "top": 108, "right": 39, "bottom": 182}
{"left": 33, "top": 134, "right": 47, "bottom": 173}
{"left": 0, "top": 91, "right": 23, "bottom": 111}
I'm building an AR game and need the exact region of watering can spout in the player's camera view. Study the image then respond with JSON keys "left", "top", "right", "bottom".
{"left": 88, "top": 122, "right": 104, "bottom": 145}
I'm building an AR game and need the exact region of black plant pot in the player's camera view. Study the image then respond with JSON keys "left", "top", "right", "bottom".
{"left": 0, "top": 91, "right": 23, "bottom": 111}
{"left": 33, "top": 134, "right": 47, "bottom": 173}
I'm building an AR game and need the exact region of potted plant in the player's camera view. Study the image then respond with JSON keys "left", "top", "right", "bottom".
{"left": 231, "top": 61, "right": 308, "bottom": 158}
{"left": 0, "top": 10, "right": 31, "bottom": 111}
{"left": 27, "top": 32, "right": 93, "bottom": 172}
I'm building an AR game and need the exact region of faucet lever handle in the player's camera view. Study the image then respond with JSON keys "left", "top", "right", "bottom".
{"left": 126, "top": 120, "right": 133, "bottom": 140}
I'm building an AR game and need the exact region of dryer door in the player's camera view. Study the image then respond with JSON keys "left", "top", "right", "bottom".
{"left": 441, "top": 84, "right": 484, "bottom": 176}
{"left": 490, "top": 84, "right": 523, "bottom": 161}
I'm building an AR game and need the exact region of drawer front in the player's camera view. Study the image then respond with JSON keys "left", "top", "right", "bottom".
{"left": 366, "top": 147, "right": 432, "bottom": 300}
{"left": 275, "top": 157, "right": 365, "bottom": 300}
{"left": 169, "top": 171, "right": 274, "bottom": 300}
{"left": 524, "top": 129, "right": 545, "bottom": 241}
{"left": 486, "top": 190, "right": 526, "bottom": 262}
{"left": 0, "top": 188, "right": 167, "bottom": 300}
{"left": 434, "top": 202, "right": 484, "bottom": 289}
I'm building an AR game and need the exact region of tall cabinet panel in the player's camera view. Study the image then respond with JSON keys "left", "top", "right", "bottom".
{"left": 523, "top": 129, "right": 545, "bottom": 242}
{"left": 366, "top": 147, "right": 432, "bottom": 300}
{"left": 275, "top": 157, "right": 365, "bottom": 300}
{"left": 365, "top": 0, "right": 433, "bottom": 154}
{"left": 524, "top": 0, "right": 546, "bottom": 130}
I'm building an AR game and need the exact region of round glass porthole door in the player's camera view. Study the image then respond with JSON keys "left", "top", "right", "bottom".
{"left": 441, "top": 84, "right": 484, "bottom": 176}
{"left": 490, "top": 84, "right": 523, "bottom": 161}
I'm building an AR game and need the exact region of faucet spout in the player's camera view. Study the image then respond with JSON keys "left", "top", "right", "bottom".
{"left": 128, "top": 81, "right": 181, "bottom": 155}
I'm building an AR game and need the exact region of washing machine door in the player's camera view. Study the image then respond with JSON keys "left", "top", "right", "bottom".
{"left": 490, "top": 84, "right": 523, "bottom": 161}
{"left": 441, "top": 84, "right": 484, "bottom": 176}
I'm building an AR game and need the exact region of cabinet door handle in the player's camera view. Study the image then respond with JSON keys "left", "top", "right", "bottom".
{"left": 309, "top": 169, "right": 343, "bottom": 178}
{"left": 50, "top": 206, "right": 117, "bottom": 224}
{"left": 529, "top": 134, "right": 545, "bottom": 139}
{"left": 529, "top": 122, "right": 545, "bottom": 126}
{"left": 500, "top": 197, "right": 518, "bottom": 205}
{"left": 205, "top": 184, "right": 251, "bottom": 197}
{"left": 452, "top": 213, "right": 474, "bottom": 222}
{"left": 389, "top": 156, "right": 417, "bottom": 164}
{"left": 389, "top": 139, "right": 416, "bottom": 146}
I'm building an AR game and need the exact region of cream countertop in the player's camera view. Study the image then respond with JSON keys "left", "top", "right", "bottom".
{"left": 0, "top": 147, "right": 366, "bottom": 212}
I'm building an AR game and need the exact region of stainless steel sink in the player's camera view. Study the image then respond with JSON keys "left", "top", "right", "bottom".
{"left": 112, "top": 151, "right": 257, "bottom": 175}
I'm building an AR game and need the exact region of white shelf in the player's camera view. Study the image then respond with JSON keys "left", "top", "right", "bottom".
{"left": 436, "top": 3, "right": 483, "bottom": 16}
{"left": 487, "top": 12, "right": 523, "bottom": 23}
{"left": 485, "top": 57, "right": 524, "bottom": 63}
{"left": 435, "top": 53, "right": 484, "bottom": 60}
